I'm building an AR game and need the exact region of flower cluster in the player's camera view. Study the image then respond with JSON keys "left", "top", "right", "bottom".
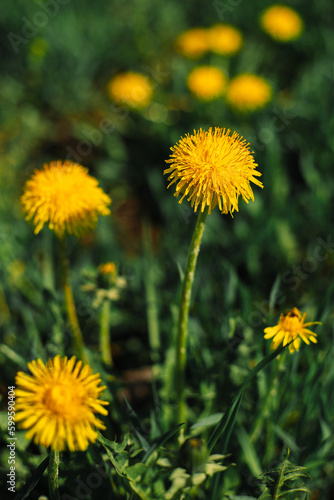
{"left": 175, "top": 23, "right": 243, "bottom": 59}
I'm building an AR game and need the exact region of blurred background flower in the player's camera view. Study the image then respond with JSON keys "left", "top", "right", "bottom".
{"left": 226, "top": 73, "right": 273, "bottom": 112}
{"left": 175, "top": 28, "right": 209, "bottom": 59}
{"left": 107, "top": 71, "right": 154, "bottom": 109}
{"left": 186, "top": 66, "right": 227, "bottom": 101}
{"left": 260, "top": 5, "right": 303, "bottom": 42}
{"left": 208, "top": 23, "right": 243, "bottom": 56}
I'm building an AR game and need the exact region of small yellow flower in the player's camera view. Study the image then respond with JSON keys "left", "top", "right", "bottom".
{"left": 187, "top": 66, "right": 227, "bottom": 101}
{"left": 260, "top": 5, "right": 303, "bottom": 42}
{"left": 226, "top": 73, "right": 272, "bottom": 112}
{"left": 264, "top": 307, "right": 321, "bottom": 353}
{"left": 208, "top": 24, "right": 243, "bottom": 55}
{"left": 107, "top": 72, "right": 153, "bottom": 109}
{"left": 21, "top": 161, "right": 111, "bottom": 237}
{"left": 164, "top": 127, "right": 263, "bottom": 215}
{"left": 98, "top": 262, "right": 117, "bottom": 277}
{"left": 175, "top": 28, "right": 209, "bottom": 59}
{"left": 15, "top": 355, "right": 109, "bottom": 451}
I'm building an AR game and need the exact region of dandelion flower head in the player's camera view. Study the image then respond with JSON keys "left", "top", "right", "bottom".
{"left": 164, "top": 127, "right": 263, "bottom": 215}
{"left": 264, "top": 307, "right": 321, "bottom": 353}
{"left": 187, "top": 66, "right": 227, "bottom": 101}
{"left": 226, "top": 73, "right": 272, "bottom": 112}
{"left": 260, "top": 5, "right": 303, "bottom": 42}
{"left": 15, "top": 355, "right": 109, "bottom": 451}
{"left": 107, "top": 72, "right": 153, "bottom": 109}
{"left": 99, "top": 262, "right": 117, "bottom": 277}
{"left": 21, "top": 161, "right": 111, "bottom": 237}
{"left": 175, "top": 28, "right": 209, "bottom": 59}
{"left": 208, "top": 24, "right": 243, "bottom": 55}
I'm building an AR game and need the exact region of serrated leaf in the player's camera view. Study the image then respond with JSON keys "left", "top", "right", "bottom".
{"left": 276, "top": 487, "right": 310, "bottom": 498}
{"left": 104, "top": 448, "right": 125, "bottom": 476}
{"left": 97, "top": 431, "right": 129, "bottom": 453}
{"left": 258, "top": 488, "right": 272, "bottom": 500}
{"left": 126, "top": 463, "right": 148, "bottom": 481}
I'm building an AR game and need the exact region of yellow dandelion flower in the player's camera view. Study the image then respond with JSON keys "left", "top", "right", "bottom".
{"left": 164, "top": 127, "right": 263, "bottom": 215}
{"left": 264, "top": 307, "right": 321, "bottom": 353}
{"left": 15, "top": 355, "right": 109, "bottom": 451}
{"left": 260, "top": 5, "right": 303, "bottom": 42}
{"left": 21, "top": 161, "right": 111, "bottom": 238}
{"left": 98, "top": 262, "right": 117, "bottom": 276}
{"left": 208, "top": 24, "right": 243, "bottom": 55}
{"left": 187, "top": 66, "right": 227, "bottom": 101}
{"left": 107, "top": 72, "right": 153, "bottom": 109}
{"left": 226, "top": 73, "right": 272, "bottom": 112}
{"left": 175, "top": 28, "right": 209, "bottom": 59}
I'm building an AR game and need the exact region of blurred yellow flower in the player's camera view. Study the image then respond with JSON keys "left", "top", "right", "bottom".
{"left": 260, "top": 5, "right": 303, "bottom": 42}
{"left": 21, "top": 161, "right": 111, "bottom": 238}
{"left": 187, "top": 66, "right": 227, "bottom": 101}
{"left": 264, "top": 307, "right": 321, "bottom": 353}
{"left": 175, "top": 28, "right": 209, "bottom": 59}
{"left": 208, "top": 24, "right": 243, "bottom": 55}
{"left": 99, "top": 262, "right": 117, "bottom": 276}
{"left": 164, "top": 127, "right": 263, "bottom": 215}
{"left": 15, "top": 355, "right": 109, "bottom": 451}
{"left": 107, "top": 72, "right": 153, "bottom": 109}
{"left": 226, "top": 74, "right": 272, "bottom": 112}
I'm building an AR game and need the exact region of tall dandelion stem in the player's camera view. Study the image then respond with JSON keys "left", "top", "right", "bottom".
{"left": 100, "top": 299, "right": 113, "bottom": 367}
{"left": 175, "top": 207, "right": 208, "bottom": 425}
{"left": 48, "top": 450, "right": 60, "bottom": 500}
{"left": 59, "top": 236, "right": 87, "bottom": 362}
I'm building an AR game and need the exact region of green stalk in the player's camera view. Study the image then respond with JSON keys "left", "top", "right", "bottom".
{"left": 59, "top": 236, "right": 88, "bottom": 364}
{"left": 100, "top": 299, "right": 113, "bottom": 366}
{"left": 48, "top": 450, "right": 60, "bottom": 500}
{"left": 174, "top": 207, "right": 208, "bottom": 425}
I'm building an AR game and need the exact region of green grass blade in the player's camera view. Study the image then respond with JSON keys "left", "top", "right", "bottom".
{"left": 142, "top": 423, "right": 184, "bottom": 462}
{"left": 15, "top": 456, "right": 49, "bottom": 500}
{"left": 208, "top": 343, "right": 287, "bottom": 454}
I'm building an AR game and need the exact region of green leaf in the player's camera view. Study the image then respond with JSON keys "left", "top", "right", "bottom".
{"left": 258, "top": 449, "right": 311, "bottom": 499}
{"left": 142, "top": 423, "right": 183, "bottom": 462}
{"left": 190, "top": 413, "right": 224, "bottom": 432}
{"left": 208, "top": 342, "right": 288, "bottom": 453}
{"left": 97, "top": 431, "right": 129, "bottom": 454}
{"left": 237, "top": 426, "right": 262, "bottom": 478}
{"left": 15, "top": 456, "right": 49, "bottom": 500}
{"left": 126, "top": 463, "right": 148, "bottom": 481}
{"left": 268, "top": 275, "right": 281, "bottom": 315}
{"left": 257, "top": 488, "right": 272, "bottom": 499}
{"left": 122, "top": 395, "right": 150, "bottom": 452}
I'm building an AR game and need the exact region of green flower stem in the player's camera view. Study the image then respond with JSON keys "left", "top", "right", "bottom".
{"left": 48, "top": 450, "right": 60, "bottom": 500}
{"left": 100, "top": 299, "right": 113, "bottom": 366}
{"left": 174, "top": 207, "right": 209, "bottom": 425}
{"left": 59, "top": 236, "right": 88, "bottom": 364}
